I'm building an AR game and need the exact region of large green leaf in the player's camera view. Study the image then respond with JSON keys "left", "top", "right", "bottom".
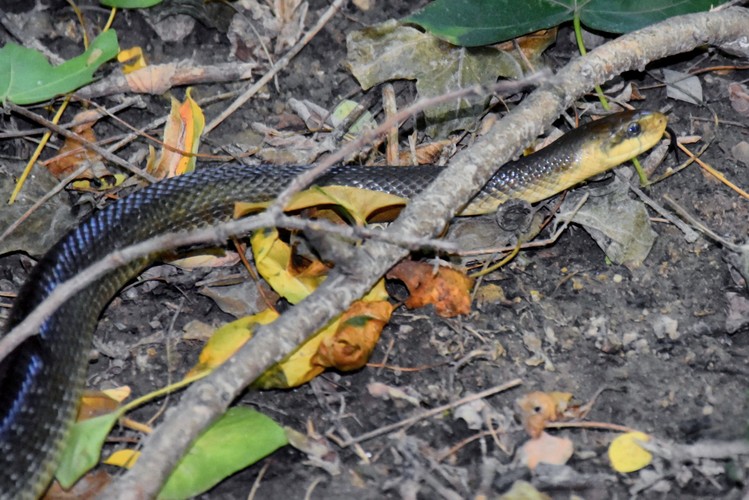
{"left": 0, "top": 30, "right": 119, "bottom": 105}
{"left": 405, "top": 0, "right": 731, "bottom": 47}
{"left": 55, "top": 413, "right": 120, "bottom": 489}
{"left": 158, "top": 407, "right": 288, "bottom": 499}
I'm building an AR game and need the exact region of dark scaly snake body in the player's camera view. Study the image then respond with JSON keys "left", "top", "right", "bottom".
{"left": 0, "top": 110, "right": 666, "bottom": 498}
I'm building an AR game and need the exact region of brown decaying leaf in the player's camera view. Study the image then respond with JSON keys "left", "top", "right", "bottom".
{"left": 43, "top": 470, "right": 111, "bottom": 499}
{"left": 46, "top": 119, "right": 101, "bottom": 178}
{"left": 313, "top": 300, "right": 394, "bottom": 372}
{"left": 728, "top": 82, "right": 749, "bottom": 116}
{"left": 394, "top": 139, "right": 454, "bottom": 166}
{"left": 77, "top": 391, "right": 121, "bottom": 421}
{"left": 387, "top": 260, "right": 473, "bottom": 317}
{"left": 125, "top": 64, "right": 177, "bottom": 95}
{"left": 494, "top": 28, "right": 557, "bottom": 63}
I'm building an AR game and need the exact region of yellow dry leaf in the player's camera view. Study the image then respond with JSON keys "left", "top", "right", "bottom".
{"left": 150, "top": 88, "right": 205, "bottom": 179}
{"left": 234, "top": 185, "right": 408, "bottom": 225}
{"left": 69, "top": 173, "right": 127, "bottom": 192}
{"left": 186, "top": 280, "right": 390, "bottom": 389}
{"left": 251, "top": 228, "right": 327, "bottom": 304}
{"left": 104, "top": 449, "right": 140, "bottom": 469}
{"left": 117, "top": 46, "right": 147, "bottom": 74}
{"left": 102, "top": 386, "right": 132, "bottom": 403}
{"left": 608, "top": 431, "right": 653, "bottom": 473}
{"left": 185, "top": 309, "right": 279, "bottom": 379}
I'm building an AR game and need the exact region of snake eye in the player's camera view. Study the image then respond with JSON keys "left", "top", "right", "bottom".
{"left": 626, "top": 122, "right": 642, "bottom": 138}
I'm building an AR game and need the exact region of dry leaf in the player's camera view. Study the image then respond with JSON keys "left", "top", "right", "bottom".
{"left": 42, "top": 470, "right": 111, "bottom": 499}
{"left": 117, "top": 46, "right": 147, "bottom": 74}
{"left": 608, "top": 431, "right": 653, "bottom": 473}
{"left": 313, "top": 300, "right": 393, "bottom": 371}
{"left": 125, "top": 63, "right": 177, "bottom": 94}
{"left": 103, "top": 449, "right": 140, "bottom": 469}
{"left": 518, "top": 431, "right": 574, "bottom": 470}
{"left": 78, "top": 387, "right": 131, "bottom": 421}
{"left": 387, "top": 260, "right": 473, "bottom": 317}
{"left": 46, "top": 118, "right": 101, "bottom": 178}
{"left": 148, "top": 88, "right": 204, "bottom": 178}
{"left": 728, "top": 82, "right": 749, "bottom": 116}
{"left": 516, "top": 391, "right": 575, "bottom": 438}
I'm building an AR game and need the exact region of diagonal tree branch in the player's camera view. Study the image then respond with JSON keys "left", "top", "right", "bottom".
{"left": 104, "top": 7, "right": 749, "bottom": 498}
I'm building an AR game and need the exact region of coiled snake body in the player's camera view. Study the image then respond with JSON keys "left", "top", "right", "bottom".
{"left": 0, "top": 110, "right": 666, "bottom": 498}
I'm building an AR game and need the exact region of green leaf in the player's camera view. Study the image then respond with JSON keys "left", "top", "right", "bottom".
{"left": 158, "top": 407, "right": 288, "bottom": 500}
{"left": 579, "top": 0, "right": 731, "bottom": 33}
{"left": 406, "top": 0, "right": 568, "bottom": 47}
{"left": 405, "top": 0, "right": 731, "bottom": 46}
{"left": 0, "top": 30, "right": 119, "bottom": 105}
{"left": 100, "top": 0, "right": 164, "bottom": 7}
{"left": 55, "top": 413, "right": 120, "bottom": 489}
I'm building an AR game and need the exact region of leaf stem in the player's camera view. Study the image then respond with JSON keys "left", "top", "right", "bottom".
{"left": 573, "top": 13, "right": 609, "bottom": 111}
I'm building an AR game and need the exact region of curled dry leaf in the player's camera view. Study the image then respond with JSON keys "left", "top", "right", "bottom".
{"left": 313, "top": 300, "right": 394, "bottom": 371}
{"left": 387, "top": 260, "right": 473, "bottom": 317}
{"left": 46, "top": 118, "right": 101, "bottom": 178}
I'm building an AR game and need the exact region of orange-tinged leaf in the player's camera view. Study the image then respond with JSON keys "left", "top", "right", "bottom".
{"left": 609, "top": 431, "right": 653, "bottom": 473}
{"left": 78, "top": 387, "right": 130, "bottom": 421}
{"left": 117, "top": 46, "right": 147, "bottom": 74}
{"left": 187, "top": 280, "right": 391, "bottom": 389}
{"left": 518, "top": 431, "right": 574, "bottom": 470}
{"left": 395, "top": 139, "right": 453, "bottom": 166}
{"left": 257, "top": 279, "right": 391, "bottom": 388}
{"left": 103, "top": 449, "right": 140, "bottom": 469}
{"left": 495, "top": 28, "right": 557, "bottom": 64}
{"left": 387, "top": 260, "right": 473, "bottom": 317}
{"left": 150, "top": 88, "right": 204, "bottom": 178}
{"left": 46, "top": 121, "right": 100, "bottom": 178}
{"left": 313, "top": 299, "right": 394, "bottom": 371}
{"left": 516, "top": 391, "right": 558, "bottom": 439}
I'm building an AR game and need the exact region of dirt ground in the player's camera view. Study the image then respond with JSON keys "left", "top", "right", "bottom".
{"left": 1, "top": 0, "right": 749, "bottom": 498}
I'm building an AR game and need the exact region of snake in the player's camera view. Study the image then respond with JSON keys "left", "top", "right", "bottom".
{"left": 0, "top": 109, "right": 666, "bottom": 498}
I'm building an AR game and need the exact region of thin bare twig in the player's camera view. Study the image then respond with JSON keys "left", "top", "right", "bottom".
{"left": 7, "top": 103, "right": 157, "bottom": 183}
{"left": 331, "top": 379, "right": 523, "bottom": 447}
